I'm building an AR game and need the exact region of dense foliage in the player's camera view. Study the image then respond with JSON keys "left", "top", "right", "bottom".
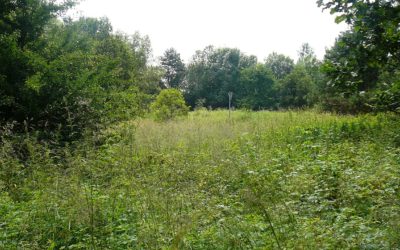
{"left": 0, "top": 1, "right": 159, "bottom": 140}
{"left": 318, "top": 0, "right": 400, "bottom": 113}
{"left": 150, "top": 88, "right": 189, "bottom": 121}
{"left": 159, "top": 48, "right": 186, "bottom": 89}
{"left": 184, "top": 46, "right": 255, "bottom": 109}
{"left": 1, "top": 111, "right": 399, "bottom": 248}
{"left": 0, "top": 0, "right": 76, "bottom": 123}
{"left": 264, "top": 52, "right": 294, "bottom": 80}
{"left": 1, "top": 0, "right": 398, "bottom": 134}
{"left": 183, "top": 45, "right": 321, "bottom": 110}
{"left": 1, "top": 0, "right": 399, "bottom": 248}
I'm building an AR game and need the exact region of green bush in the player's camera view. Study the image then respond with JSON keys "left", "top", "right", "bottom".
{"left": 150, "top": 89, "right": 189, "bottom": 121}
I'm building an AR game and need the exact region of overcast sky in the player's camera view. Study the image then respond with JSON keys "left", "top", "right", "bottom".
{"left": 69, "top": 0, "right": 348, "bottom": 62}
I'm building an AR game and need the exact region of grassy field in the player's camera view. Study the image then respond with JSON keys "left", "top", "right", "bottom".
{"left": 1, "top": 110, "right": 400, "bottom": 249}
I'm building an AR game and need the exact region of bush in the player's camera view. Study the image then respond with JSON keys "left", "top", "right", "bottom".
{"left": 150, "top": 89, "right": 189, "bottom": 121}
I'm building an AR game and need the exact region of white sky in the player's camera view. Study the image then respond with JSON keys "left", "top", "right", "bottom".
{"left": 69, "top": 0, "right": 348, "bottom": 63}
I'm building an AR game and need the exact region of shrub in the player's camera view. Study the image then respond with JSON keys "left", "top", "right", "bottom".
{"left": 150, "top": 89, "right": 189, "bottom": 121}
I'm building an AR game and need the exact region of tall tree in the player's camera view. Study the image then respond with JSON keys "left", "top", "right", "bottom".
{"left": 318, "top": 0, "right": 400, "bottom": 112}
{"left": 0, "top": 0, "right": 76, "bottom": 122}
{"left": 278, "top": 65, "right": 315, "bottom": 108}
{"left": 265, "top": 52, "right": 294, "bottom": 80}
{"left": 130, "top": 31, "right": 152, "bottom": 70}
{"left": 297, "top": 43, "right": 324, "bottom": 96}
{"left": 160, "top": 48, "right": 186, "bottom": 89}
{"left": 185, "top": 46, "right": 257, "bottom": 108}
{"left": 238, "top": 64, "right": 276, "bottom": 109}
{"left": 0, "top": 0, "right": 76, "bottom": 47}
{"left": 35, "top": 18, "right": 158, "bottom": 128}
{"left": 297, "top": 43, "right": 318, "bottom": 67}
{"left": 317, "top": 0, "right": 400, "bottom": 58}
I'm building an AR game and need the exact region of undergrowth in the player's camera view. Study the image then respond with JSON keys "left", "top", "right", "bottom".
{"left": 1, "top": 110, "right": 399, "bottom": 249}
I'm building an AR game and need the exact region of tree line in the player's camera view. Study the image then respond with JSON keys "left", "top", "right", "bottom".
{"left": 162, "top": 44, "right": 322, "bottom": 111}
{"left": 1, "top": 0, "right": 399, "bottom": 137}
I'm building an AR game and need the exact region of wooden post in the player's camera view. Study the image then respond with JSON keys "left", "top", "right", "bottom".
{"left": 228, "top": 91, "right": 233, "bottom": 119}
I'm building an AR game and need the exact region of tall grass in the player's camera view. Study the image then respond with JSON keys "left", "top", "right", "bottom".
{"left": 1, "top": 110, "right": 399, "bottom": 249}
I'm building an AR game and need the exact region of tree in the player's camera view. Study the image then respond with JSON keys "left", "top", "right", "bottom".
{"left": 321, "top": 30, "right": 389, "bottom": 112}
{"left": 185, "top": 46, "right": 257, "bottom": 108}
{"left": 265, "top": 52, "right": 294, "bottom": 80}
{"left": 0, "top": 10, "right": 160, "bottom": 139}
{"left": 323, "top": 31, "right": 377, "bottom": 94}
{"left": 35, "top": 18, "right": 158, "bottom": 129}
{"left": 318, "top": 0, "right": 400, "bottom": 112}
{"left": 297, "top": 43, "right": 318, "bottom": 69}
{"left": 130, "top": 31, "right": 153, "bottom": 71}
{"left": 0, "top": 0, "right": 76, "bottom": 47}
{"left": 278, "top": 65, "right": 315, "bottom": 108}
{"left": 0, "top": 0, "right": 77, "bottom": 123}
{"left": 238, "top": 64, "right": 276, "bottom": 110}
{"left": 150, "top": 89, "right": 189, "bottom": 121}
{"left": 318, "top": 0, "right": 400, "bottom": 74}
{"left": 317, "top": 0, "right": 400, "bottom": 58}
{"left": 297, "top": 43, "right": 325, "bottom": 98}
{"left": 160, "top": 48, "right": 186, "bottom": 89}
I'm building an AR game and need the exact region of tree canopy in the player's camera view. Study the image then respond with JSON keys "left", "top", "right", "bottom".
{"left": 160, "top": 48, "right": 186, "bottom": 89}
{"left": 318, "top": 0, "right": 400, "bottom": 112}
{"left": 265, "top": 52, "right": 294, "bottom": 80}
{"left": 1, "top": 0, "right": 398, "bottom": 137}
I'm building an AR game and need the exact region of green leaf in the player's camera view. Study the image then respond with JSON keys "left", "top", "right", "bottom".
{"left": 335, "top": 15, "right": 347, "bottom": 23}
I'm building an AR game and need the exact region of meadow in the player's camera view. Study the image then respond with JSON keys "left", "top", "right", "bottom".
{"left": 1, "top": 110, "right": 399, "bottom": 249}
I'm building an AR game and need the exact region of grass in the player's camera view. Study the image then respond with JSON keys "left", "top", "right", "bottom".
{"left": 1, "top": 110, "right": 399, "bottom": 249}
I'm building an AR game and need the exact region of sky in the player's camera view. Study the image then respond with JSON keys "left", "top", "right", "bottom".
{"left": 68, "top": 0, "right": 348, "bottom": 63}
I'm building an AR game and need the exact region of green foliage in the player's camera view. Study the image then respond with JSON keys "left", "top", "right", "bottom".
{"left": 185, "top": 46, "right": 257, "bottom": 108}
{"left": 297, "top": 43, "right": 320, "bottom": 76}
{"left": 184, "top": 44, "right": 323, "bottom": 111}
{"left": 319, "top": 0, "right": 400, "bottom": 113}
{"left": 1, "top": 111, "right": 399, "bottom": 248}
{"left": 1, "top": 1, "right": 399, "bottom": 248}
{"left": 150, "top": 89, "right": 189, "bottom": 121}
{"left": 0, "top": 0, "right": 77, "bottom": 122}
{"left": 160, "top": 48, "right": 186, "bottom": 89}
{"left": 1, "top": 5, "right": 159, "bottom": 140}
{"left": 0, "top": 0, "right": 76, "bottom": 47}
{"left": 265, "top": 52, "right": 294, "bottom": 80}
{"left": 322, "top": 31, "right": 379, "bottom": 97}
{"left": 321, "top": 29, "right": 399, "bottom": 113}
{"left": 237, "top": 64, "right": 276, "bottom": 110}
{"left": 278, "top": 65, "right": 316, "bottom": 108}
{"left": 31, "top": 19, "right": 156, "bottom": 140}
{"left": 0, "top": 32, "right": 32, "bottom": 121}
{"left": 374, "top": 70, "right": 400, "bottom": 113}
